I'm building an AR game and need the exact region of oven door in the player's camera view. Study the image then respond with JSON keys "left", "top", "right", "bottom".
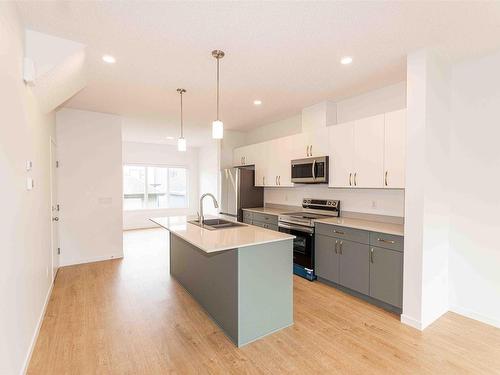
{"left": 278, "top": 223, "right": 314, "bottom": 270}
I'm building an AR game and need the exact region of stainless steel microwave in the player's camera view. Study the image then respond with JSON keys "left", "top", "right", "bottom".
{"left": 291, "top": 156, "right": 329, "bottom": 183}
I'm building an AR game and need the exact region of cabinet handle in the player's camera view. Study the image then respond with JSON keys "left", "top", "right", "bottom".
{"left": 377, "top": 238, "right": 395, "bottom": 244}
{"left": 244, "top": 156, "right": 246, "bottom": 165}
{"left": 263, "top": 176, "right": 265, "bottom": 185}
{"left": 339, "top": 241, "right": 343, "bottom": 255}
{"left": 334, "top": 240, "right": 338, "bottom": 254}
{"left": 370, "top": 248, "right": 374, "bottom": 263}
{"left": 278, "top": 176, "right": 281, "bottom": 185}
{"left": 349, "top": 173, "right": 352, "bottom": 186}
{"left": 275, "top": 176, "right": 278, "bottom": 185}
{"left": 333, "top": 229, "right": 345, "bottom": 235}
{"left": 306, "top": 145, "right": 310, "bottom": 156}
{"left": 354, "top": 172, "right": 357, "bottom": 186}
{"left": 310, "top": 144, "right": 313, "bottom": 156}
{"left": 385, "top": 170, "right": 388, "bottom": 186}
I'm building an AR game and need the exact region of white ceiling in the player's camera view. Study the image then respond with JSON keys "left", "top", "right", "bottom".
{"left": 17, "top": 1, "right": 500, "bottom": 146}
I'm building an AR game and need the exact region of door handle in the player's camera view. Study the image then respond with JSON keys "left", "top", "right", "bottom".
{"left": 377, "top": 238, "right": 396, "bottom": 244}
{"left": 370, "top": 247, "right": 374, "bottom": 263}
{"left": 385, "top": 170, "right": 388, "bottom": 186}
{"left": 52, "top": 217, "right": 59, "bottom": 222}
{"left": 349, "top": 173, "right": 352, "bottom": 186}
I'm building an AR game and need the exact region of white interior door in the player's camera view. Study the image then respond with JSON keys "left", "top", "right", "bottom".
{"left": 353, "top": 115, "right": 385, "bottom": 188}
{"left": 50, "top": 138, "right": 59, "bottom": 281}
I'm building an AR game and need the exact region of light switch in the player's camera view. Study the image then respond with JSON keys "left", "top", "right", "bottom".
{"left": 26, "top": 177, "right": 34, "bottom": 190}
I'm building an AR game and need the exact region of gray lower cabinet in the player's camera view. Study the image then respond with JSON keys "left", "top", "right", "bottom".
{"left": 338, "top": 240, "right": 370, "bottom": 295}
{"left": 315, "top": 223, "right": 404, "bottom": 311}
{"left": 315, "top": 234, "right": 340, "bottom": 283}
{"left": 369, "top": 246, "right": 403, "bottom": 308}
{"left": 243, "top": 217, "right": 252, "bottom": 225}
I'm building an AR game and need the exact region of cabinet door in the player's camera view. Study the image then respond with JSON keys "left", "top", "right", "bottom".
{"left": 353, "top": 114, "right": 385, "bottom": 188}
{"left": 369, "top": 246, "right": 403, "bottom": 308}
{"left": 315, "top": 234, "right": 340, "bottom": 283}
{"left": 308, "top": 128, "right": 329, "bottom": 157}
{"left": 275, "top": 136, "right": 294, "bottom": 187}
{"left": 233, "top": 147, "right": 245, "bottom": 167}
{"left": 290, "top": 133, "right": 309, "bottom": 159}
{"left": 384, "top": 109, "right": 406, "bottom": 189}
{"left": 329, "top": 122, "right": 354, "bottom": 188}
{"left": 339, "top": 239, "right": 370, "bottom": 295}
{"left": 254, "top": 142, "right": 268, "bottom": 187}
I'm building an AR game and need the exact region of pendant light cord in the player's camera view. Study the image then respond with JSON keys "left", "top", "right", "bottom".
{"left": 180, "top": 90, "right": 184, "bottom": 138}
{"left": 216, "top": 57, "right": 220, "bottom": 121}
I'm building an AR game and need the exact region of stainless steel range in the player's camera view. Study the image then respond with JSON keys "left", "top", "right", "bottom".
{"left": 278, "top": 198, "right": 340, "bottom": 281}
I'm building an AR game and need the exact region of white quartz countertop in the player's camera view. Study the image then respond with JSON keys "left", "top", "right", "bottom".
{"left": 242, "top": 207, "right": 291, "bottom": 216}
{"left": 314, "top": 217, "right": 404, "bottom": 236}
{"left": 150, "top": 215, "right": 294, "bottom": 253}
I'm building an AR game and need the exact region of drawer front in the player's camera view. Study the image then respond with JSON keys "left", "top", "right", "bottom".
{"left": 369, "top": 232, "right": 404, "bottom": 252}
{"left": 252, "top": 221, "right": 278, "bottom": 231}
{"left": 252, "top": 212, "right": 278, "bottom": 226}
{"left": 242, "top": 210, "right": 253, "bottom": 221}
{"left": 243, "top": 217, "right": 252, "bottom": 225}
{"left": 315, "top": 223, "right": 369, "bottom": 244}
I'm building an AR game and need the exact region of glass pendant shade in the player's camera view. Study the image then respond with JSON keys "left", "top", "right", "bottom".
{"left": 212, "top": 120, "right": 223, "bottom": 139}
{"left": 177, "top": 137, "right": 186, "bottom": 152}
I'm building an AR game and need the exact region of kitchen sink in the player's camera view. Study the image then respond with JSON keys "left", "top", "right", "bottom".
{"left": 188, "top": 218, "right": 246, "bottom": 230}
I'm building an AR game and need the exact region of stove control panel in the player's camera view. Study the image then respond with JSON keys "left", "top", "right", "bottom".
{"left": 302, "top": 198, "right": 340, "bottom": 213}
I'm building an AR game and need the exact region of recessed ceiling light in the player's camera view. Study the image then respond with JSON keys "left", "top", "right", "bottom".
{"left": 340, "top": 56, "right": 353, "bottom": 65}
{"left": 253, "top": 100, "right": 262, "bottom": 106}
{"left": 166, "top": 136, "right": 174, "bottom": 140}
{"left": 102, "top": 54, "right": 116, "bottom": 64}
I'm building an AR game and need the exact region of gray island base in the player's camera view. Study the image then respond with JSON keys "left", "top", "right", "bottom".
{"left": 170, "top": 233, "right": 293, "bottom": 347}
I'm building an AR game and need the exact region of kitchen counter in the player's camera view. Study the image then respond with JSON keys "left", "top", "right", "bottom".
{"left": 242, "top": 207, "right": 291, "bottom": 216}
{"left": 150, "top": 215, "right": 294, "bottom": 253}
{"left": 151, "top": 214, "right": 294, "bottom": 347}
{"left": 314, "top": 216, "right": 404, "bottom": 236}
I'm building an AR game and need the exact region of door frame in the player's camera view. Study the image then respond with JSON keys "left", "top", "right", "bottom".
{"left": 49, "top": 137, "right": 59, "bottom": 281}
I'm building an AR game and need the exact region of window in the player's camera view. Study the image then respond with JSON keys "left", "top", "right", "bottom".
{"left": 123, "top": 165, "right": 188, "bottom": 210}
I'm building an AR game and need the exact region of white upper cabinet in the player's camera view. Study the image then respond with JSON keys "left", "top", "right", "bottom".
{"left": 253, "top": 142, "right": 268, "bottom": 187}
{"left": 353, "top": 114, "right": 385, "bottom": 188}
{"left": 274, "top": 136, "right": 294, "bottom": 187}
{"left": 232, "top": 145, "right": 255, "bottom": 167}
{"left": 329, "top": 122, "right": 355, "bottom": 188}
{"left": 291, "top": 128, "right": 330, "bottom": 159}
{"left": 384, "top": 109, "right": 406, "bottom": 188}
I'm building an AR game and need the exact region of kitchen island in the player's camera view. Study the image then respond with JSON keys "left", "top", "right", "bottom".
{"left": 151, "top": 216, "right": 295, "bottom": 347}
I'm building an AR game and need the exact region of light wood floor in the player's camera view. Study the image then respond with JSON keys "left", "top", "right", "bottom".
{"left": 28, "top": 228, "right": 500, "bottom": 375}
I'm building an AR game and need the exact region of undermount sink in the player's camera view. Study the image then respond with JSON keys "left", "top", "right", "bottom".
{"left": 188, "top": 218, "right": 246, "bottom": 230}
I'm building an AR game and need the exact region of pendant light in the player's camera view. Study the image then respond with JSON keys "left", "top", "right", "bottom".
{"left": 211, "top": 50, "right": 225, "bottom": 139}
{"left": 177, "top": 88, "right": 187, "bottom": 152}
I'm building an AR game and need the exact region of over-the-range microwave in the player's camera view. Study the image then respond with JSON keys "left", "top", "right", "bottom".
{"left": 291, "top": 156, "right": 329, "bottom": 184}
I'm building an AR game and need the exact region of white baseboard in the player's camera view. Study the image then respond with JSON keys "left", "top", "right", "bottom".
{"left": 60, "top": 253, "right": 124, "bottom": 267}
{"left": 21, "top": 279, "right": 54, "bottom": 375}
{"left": 450, "top": 305, "right": 500, "bottom": 328}
{"left": 400, "top": 314, "right": 423, "bottom": 330}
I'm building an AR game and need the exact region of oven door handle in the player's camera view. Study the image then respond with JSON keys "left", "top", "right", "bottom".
{"left": 278, "top": 222, "right": 314, "bottom": 234}
{"left": 312, "top": 160, "right": 316, "bottom": 181}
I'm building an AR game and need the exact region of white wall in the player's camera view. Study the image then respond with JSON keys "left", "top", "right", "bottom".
{"left": 448, "top": 50, "right": 500, "bottom": 327}
{"left": 245, "top": 114, "right": 302, "bottom": 144}
{"left": 56, "top": 109, "right": 123, "bottom": 266}
{"left": 265, "top": 187, "right": 405, "bottom": 217}
{"left": 0, "top": 4, "right": 56, "bottom": 374}
{"left": 198, "top": 140, "right": 220, "bottom": 216}
{"left": 122, "top": 141, "right": 199, "bottom": 229}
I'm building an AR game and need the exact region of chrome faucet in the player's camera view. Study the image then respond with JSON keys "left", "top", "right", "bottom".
{"left": 198, "top": 193, "right": 219, "bottom": 224}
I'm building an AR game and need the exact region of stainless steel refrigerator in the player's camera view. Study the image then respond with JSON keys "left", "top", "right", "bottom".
{"left": 220, "top": 167, "right": 264, "bottom": 222}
